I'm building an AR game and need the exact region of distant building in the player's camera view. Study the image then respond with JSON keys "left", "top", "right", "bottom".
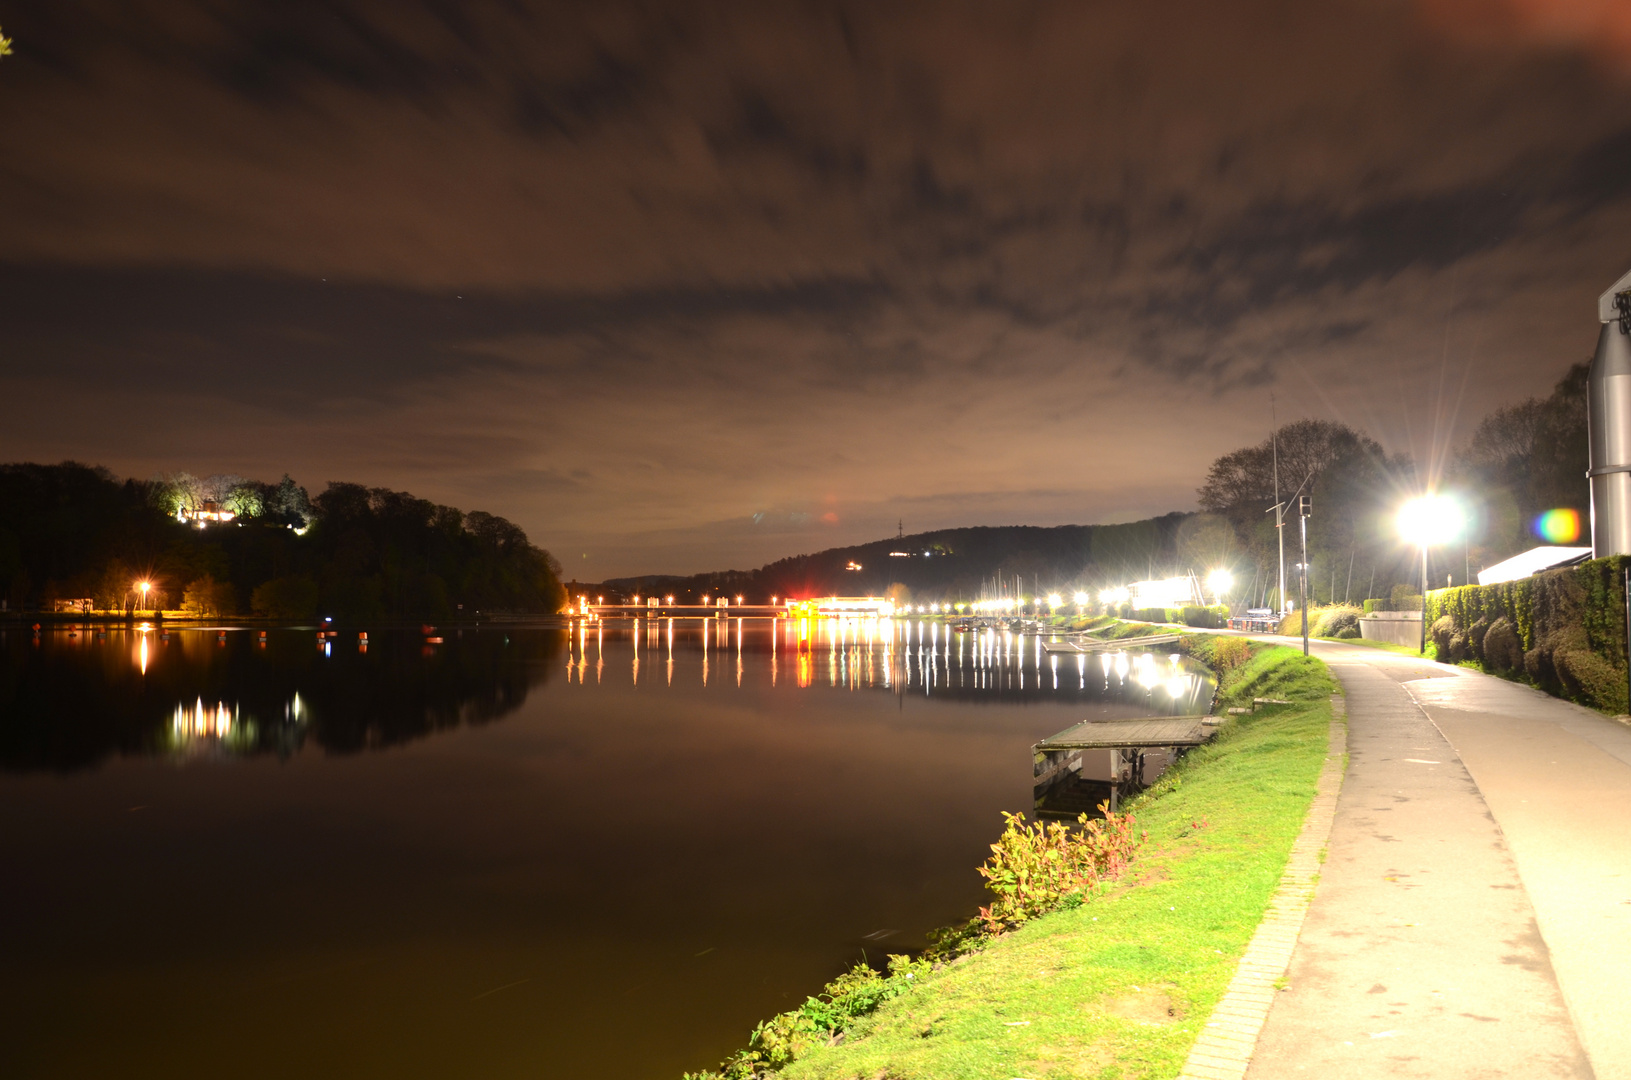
{"left": 178, "top": 499, "right": 236, "bottom": 527}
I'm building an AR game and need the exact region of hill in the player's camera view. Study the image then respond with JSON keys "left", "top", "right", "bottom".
{"left": 0, "top": 462, "right": 565, "bottom": 620}
{"left": 581, "top": 514, "right": 1200, "bottom": 605}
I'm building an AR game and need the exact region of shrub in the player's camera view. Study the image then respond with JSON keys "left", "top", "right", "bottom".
{"left": 1524, "top": 643, "right": 1554, "bottom": 685}
{"left": 1467, "top": 617, "right": 1491, "bottom": 663}
{"left": 1484, "top": 617, "right": 1521, "bottom": 672}
{"left": 702, "top": 954, "right": 931, "bottom": 1079}
{"left": 1130, "top": 607, "right": 1168, "bottom": 623}
{"left": 975, "top": 806, "right": 1140, "bottom": 933}
{"left": 1311, "top": 605, "right": 1361, "bottom": 638}
{"left": 1336, "top": 625, "right": 1361, "bottom": 639}
{"left": 1209, "top": 635, "right": 1252, "bottom": 674}
{"left": 1277, "top": 609, "right": 1304, "bottom": 637}
{"left": 1181, "top": 604, "right": 1228, "bottom": 629}
{"left": 1555, "top": 640, "right": 1628, "bottom": 713}
{"left": 1430, "top": 615, "right": 1457, "bottom": 658}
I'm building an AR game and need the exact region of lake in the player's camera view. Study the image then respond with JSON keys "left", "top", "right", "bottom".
{"left": 0, "top": 618, "right": 1212, "bottom": 1079}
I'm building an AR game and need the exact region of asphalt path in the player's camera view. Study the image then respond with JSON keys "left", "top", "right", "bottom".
{"left": 1241, "top": 638, "right": 1630, "bottom": 1080}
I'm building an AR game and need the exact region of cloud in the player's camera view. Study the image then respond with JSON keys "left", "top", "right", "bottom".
{"left": 2, "top": 0, "right": 1631, "bottom": 574}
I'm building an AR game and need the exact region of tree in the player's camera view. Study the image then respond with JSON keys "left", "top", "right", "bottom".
{"left": 181, "top": 574, "right": 234, "bottom": 616}
{"left": 251, "top": 576, "right": 318, "bottom": 619}
{"left": 1456, "top": 361, "right": 1589, "bottom": 564}
{"left": 1198, "top": 420, "right": 1384, "bottom": 515}
{"left": 1, "top": 27, "right": 13, "bottom": 59}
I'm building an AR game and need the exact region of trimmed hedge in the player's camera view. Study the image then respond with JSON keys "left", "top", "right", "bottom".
{"left": 1363, "top": 596, "right": 1422, "bottom": 613}
{"left": 1180, "top": 604, "right": 1229, "bottom": 629}
{"left": 1426, "top": 555, "right": 1631, "bottom": 713}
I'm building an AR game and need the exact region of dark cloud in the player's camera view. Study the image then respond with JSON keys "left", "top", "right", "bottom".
{"left": 2, "top": 0, "right": 1630, "bottom": 574}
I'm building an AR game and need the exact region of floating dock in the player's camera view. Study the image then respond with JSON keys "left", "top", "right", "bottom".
{"left": 1038, "top": 633, "right": 1182, "bottom": 654}
{"left": 1032, "top": 714, "right": 1217, "bottom": 816}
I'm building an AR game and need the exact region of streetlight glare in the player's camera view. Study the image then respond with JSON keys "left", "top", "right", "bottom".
{"left": 1205, "top": 569, "right": 1234, "bottom": 596}
{"left": 1397, "top": 495, "right": 1464, "bottom": 546}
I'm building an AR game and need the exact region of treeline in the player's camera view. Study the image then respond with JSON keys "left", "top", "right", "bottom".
{"left": 584, "top": 363, "right": 1588, "bottom": 610}
{"left": 590, "top": 516, "right": 1198, "bottom": 605}
{"left": 0, "top": 462, "right": 564, "bottom": 620}
{"left": 1195, "top": 363, "right": 1588, "bottom": 608}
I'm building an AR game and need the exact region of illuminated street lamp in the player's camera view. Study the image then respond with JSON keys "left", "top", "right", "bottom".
{"left": 1397, "top": 494, "right": 1464, "bottom": 654}
{"left": 1205, "top": 569, "right": 1234, "bottom": 603}
{"left": 137, "top": 580, "right": 151, "bottom": 612}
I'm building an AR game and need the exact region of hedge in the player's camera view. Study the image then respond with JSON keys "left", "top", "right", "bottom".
{"left": 1425, "top": 555, "right": 1631, "bottom": 714}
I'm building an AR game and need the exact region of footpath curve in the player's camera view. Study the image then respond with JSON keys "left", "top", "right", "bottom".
{"left": 1229, "top": 638, "right": 1631, "bottom": 1080}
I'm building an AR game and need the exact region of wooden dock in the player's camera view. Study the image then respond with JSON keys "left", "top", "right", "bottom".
{"left": 1039, "top": 632, "right": 1182, "bottom": 655}
{"left": 1032, "top": 714, "right": 1217, "bottom": 815}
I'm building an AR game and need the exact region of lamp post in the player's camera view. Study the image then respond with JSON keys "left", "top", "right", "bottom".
{"left": 1298, "top": 495, "right": 1311, "bottom": 656}
{"left": 138, "top": 581, "right": 150, "bottom": 614}
{"left": 1397, "top": 495, "right": 1464, "bottom": 655}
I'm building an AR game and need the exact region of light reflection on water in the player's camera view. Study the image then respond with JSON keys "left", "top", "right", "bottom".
{"left": 560, "top": 616, "right": 1209, "bottom": 714}
{"left": 0, "top": 619, "right": 1212, "bottom": 1080}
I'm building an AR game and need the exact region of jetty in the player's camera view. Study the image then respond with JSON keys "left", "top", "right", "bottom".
{"left": 1038, "top": 632, "right": 1182, "bottom": 655}
{"left": 1031, "top": 714, "right": 1217, "bottom": 816}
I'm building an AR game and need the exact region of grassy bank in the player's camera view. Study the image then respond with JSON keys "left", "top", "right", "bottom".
{"left": 687, "top": 638, "right": 1339, "bottom": 1080}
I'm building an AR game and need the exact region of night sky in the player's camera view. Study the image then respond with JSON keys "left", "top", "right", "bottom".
{"left": 3, "top": 0, "right": 1630, "bottom": 578}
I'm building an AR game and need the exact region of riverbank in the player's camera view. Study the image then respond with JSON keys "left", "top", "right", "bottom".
{"left": 685, "top": 635, "right": 1339, "bottom": 1080}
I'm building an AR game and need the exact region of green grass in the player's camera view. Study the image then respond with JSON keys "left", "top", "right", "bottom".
{"left": 763, "top": 645, "right": 1337, "bottom": 1080}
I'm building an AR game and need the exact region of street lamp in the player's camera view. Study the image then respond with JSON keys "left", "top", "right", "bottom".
{"left": 1397, "top": 494, "right": 1464, "bottom": 654}
{"left": 137, "top": 580, "right": 150, "bottom": 613}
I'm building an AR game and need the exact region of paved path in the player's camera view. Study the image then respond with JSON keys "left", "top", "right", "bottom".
{"left": 1242, "top": 640, "right": 1631, "bottom": 1080}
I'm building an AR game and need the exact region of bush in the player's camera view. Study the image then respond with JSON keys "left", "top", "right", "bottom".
{"left": 1484, "top": 617, "right": 1521, "bottom": 672}
{"left": 975, "top": 806, "right": 1140, "bottom": 933}
{"left": 1208, "top": 635, "right": 1252, "bottom": 674}
{"left": 1335, "top": 625, "right": 1362, "bottom": 639}
{"left": 1555, "top": 639, "right": 1628, "bottom": 713}
{"left": 1181, "top": 604, "right": 1227, "bottom": 629}
{"left": 1311, "top": 605, "right": 1361, "bottom": 638}
{"left": 1467, "top": 617, "right": 1491, "bottom": 663}
{"left": 1524, "top": 642, "right": 1554, "bottom": 685}
{"left": 1277, "top": 609, "right": 1304, "bottom": 637}
{"left": 1430, "top": 615, "right": 1457, "bottom": 658}
{"left": 702, "top": 954, "right": 931, "bottom": 1079}
{"left": 1130, "top": 607, "right": 1167, "bottom": 624}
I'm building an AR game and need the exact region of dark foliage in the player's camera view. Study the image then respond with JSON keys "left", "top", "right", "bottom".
{"left": 591, "top": 516, "right": 1194, "bottom": 605}
{"left": 0, "top": 462, "right": 564, "bottom": 619}
{"left": 1426, "top": 555, "right": 1630, "bottom": 713}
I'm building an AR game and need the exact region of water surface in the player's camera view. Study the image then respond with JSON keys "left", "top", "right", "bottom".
{"left": 0, "top": 618, "right": 1211, "bottom": 1079}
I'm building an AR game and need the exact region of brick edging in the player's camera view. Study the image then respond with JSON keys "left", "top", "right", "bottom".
{"left": 1176, "top": 694, "right": 1347, "bottom": 1080}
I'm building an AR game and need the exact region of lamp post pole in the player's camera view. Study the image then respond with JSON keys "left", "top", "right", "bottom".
{"left": 1298, "top": 495, "right": 1311, "bottom": 657}
{"left": 1420, "top": 543, "right": 1429, "bottom": 655}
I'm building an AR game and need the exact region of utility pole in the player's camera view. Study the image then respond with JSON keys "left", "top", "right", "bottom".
{"left": 1299, "top": 494, "right": 1312, "bottom": 656}
{"left": 1271, "top": 396, "right": 1285, "bottom": 614}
